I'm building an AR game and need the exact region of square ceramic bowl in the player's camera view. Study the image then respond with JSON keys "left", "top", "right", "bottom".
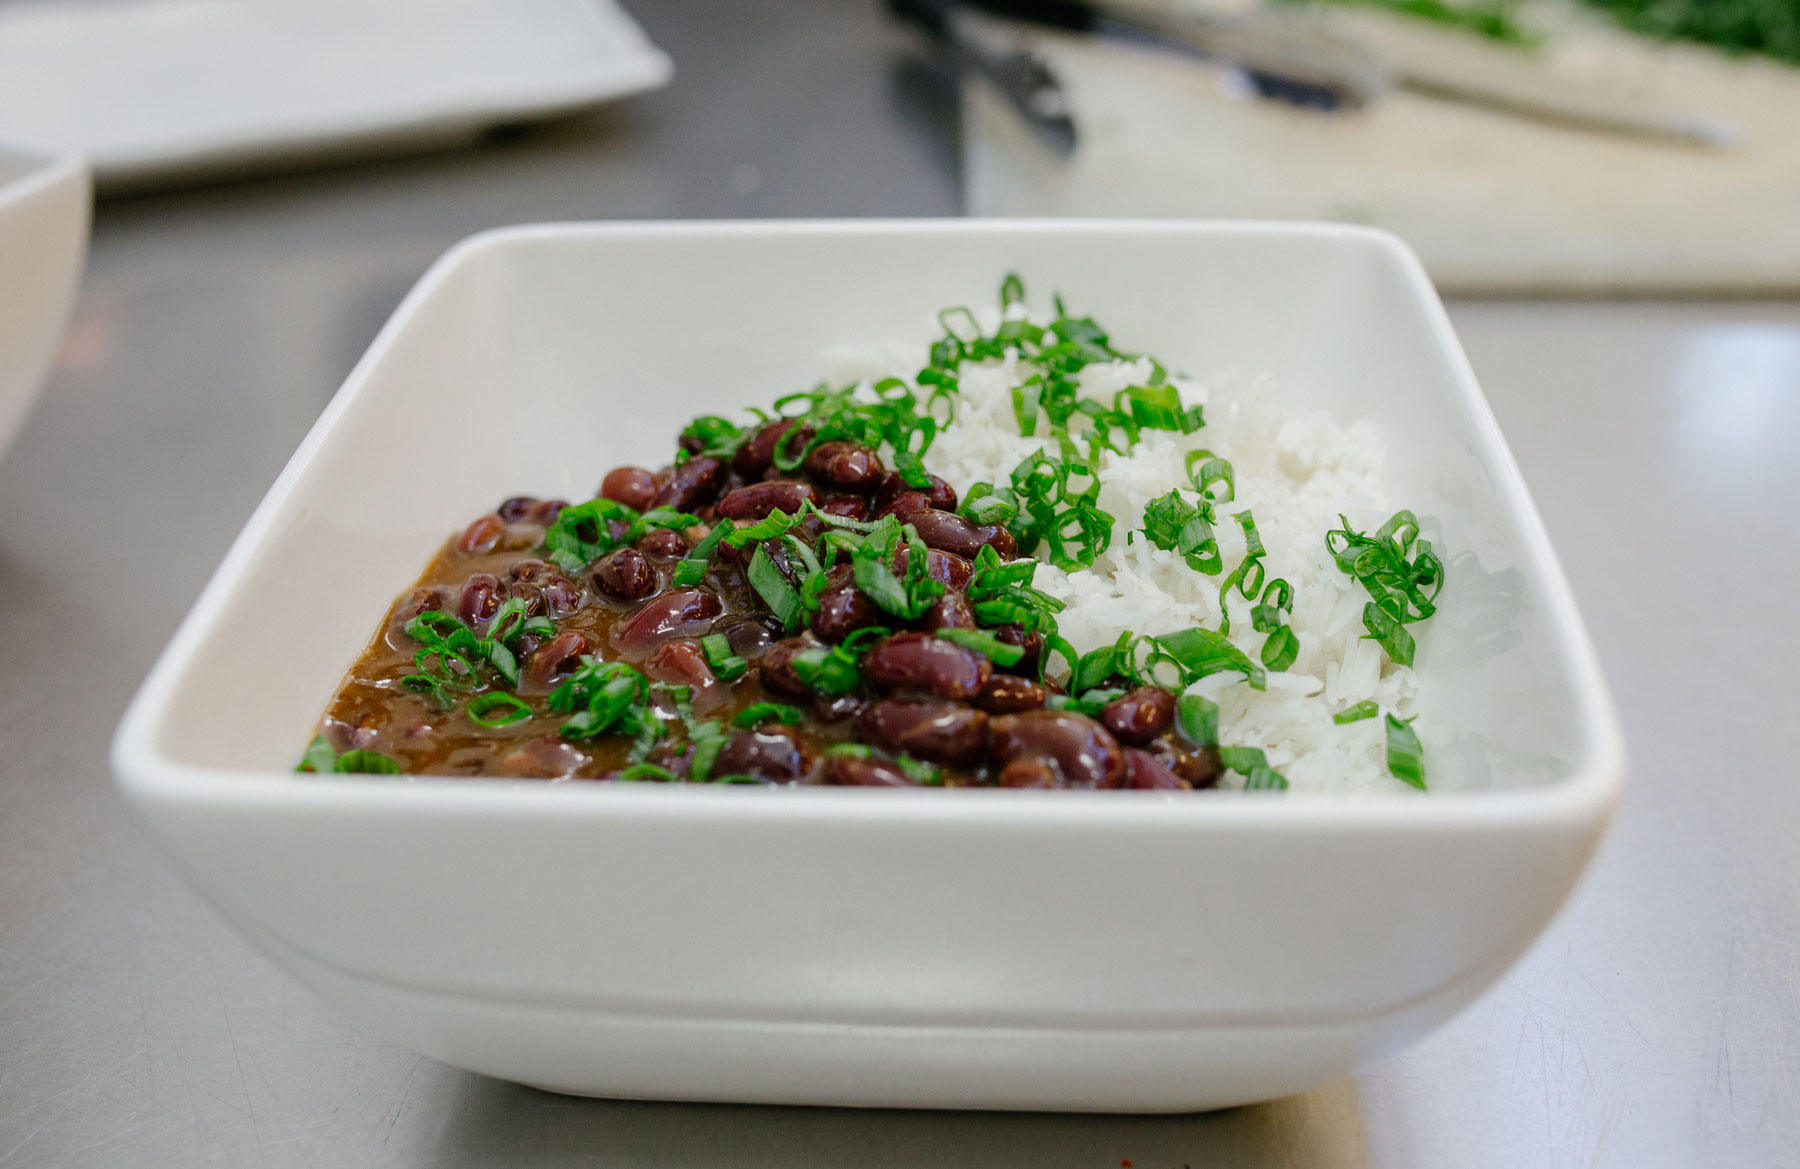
{"left": 114, "top": 221, "right": 1624, "bottom": 1112}
{"left": 0, "top": 139, "right": 88, "bottom": 463}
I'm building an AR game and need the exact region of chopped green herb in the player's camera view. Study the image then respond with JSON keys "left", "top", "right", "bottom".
{"left": 747, "top": 544, "right": 805, "bottom": 632}
{"left": 1176, "top": 693, "right": 1220, "bottom": 748}
{"left": 467, "top": 692, "right": 532, "bottom": 727}
{"left": 1333, "top": 700, "right": 1380, "bottom": 725}
{"left": 934, "top": 627, "right": 1027, "bottom": 667}
{"left": 617, "top": 763, "right": 681, "bottom": 782}
{"left": 894, "top": 754, "right": 944, "bottom": 786}
{"left": 1326, "top": 510, "right": 1444, "bottom": 667}
{"left": 1139, "top": 489, "right": 1222, "bottom": 575}
{"left": 1385, "top": 713, "right": 1427, "bottom": 789}
{"left": 792, "top": 626, "right": 888, "bottom": 695}
{"left": 297, "top": 735, "right": 402, "bottom": 775}
{"left": 700, "top": 633, "right": 749, "bottom": 681}
{"left": 1153, "top": 627, "right": 1267, "bottom": 691}
{"left": 687, "top": 720, "right": 730, "bottom": 781}
{"left": 1219, "top": 745, "right": 1289, "bottom": 791}
{"left": 548, "top": 658, "right": 660, "bottom": 745}
{"left": 678, "top": 414, "right": 747, "bottom": 461}
{"left": 671, "top": 520, "right": 731, "bottom": 587}
{"left": 733, "top": 703, "right": 806, "bottom": 729}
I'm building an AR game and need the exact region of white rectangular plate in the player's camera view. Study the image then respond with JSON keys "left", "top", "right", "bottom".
{"left": 0, "top": 0, "right": 671, "bottom": 189}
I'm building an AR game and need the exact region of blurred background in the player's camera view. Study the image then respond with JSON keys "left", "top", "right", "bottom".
{"left": 1, "top": 1, "right": 1797, "bottom": 1167}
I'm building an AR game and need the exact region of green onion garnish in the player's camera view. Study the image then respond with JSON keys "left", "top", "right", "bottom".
{"left": 1176, "top": 693, "right": 1220, "bottom": 747}
{"left": 1333, "top": 700, "right": 1379, "bottom": 725}
{"left": 672, "top": 520, "right": 731, "bottom": 588}
{"left": 747, "top": 544, "right": 804, "bottom": 632}
{"left": 1219, "top": 746, "right": 1288, "bottom": 791}
{"left": 934, "top": 627, "right": 1026, "bottom": 666}
{"left": 467, "top": 692, "right": 532, "bottom": 727}
{"left": 296, "top": 735, "right": 402, "bottom": 775}
{"left": 732, "top": 703, "right": 806, "bottom": 729}
{"left": 700, "top": 633, "right": 749, "bottom": 681}
{"left": 548, "top": 658, "right": 660, "bottom": 744}
{"left": 1325, "top": 510, "right": 1444, "bottom": 667}
{"left": 617, "top": 763, "right": 681, "bottom": 782}
{"left": 1385, "top": 713, "right": 1427, "bottom": 789}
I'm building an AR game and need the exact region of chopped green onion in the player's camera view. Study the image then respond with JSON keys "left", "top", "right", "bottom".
{"left": 934, "top": 628, "right": 1026, "bottom": 666}
{"left": 748, "top": 544, "right": 804, "bottom": 632}
{"left": 298, "top": 736, "right": 404, "bottom": 775}
{"left": 687, "top": 721, "right": 730, "bottom": 782}
{"left": 733, "top": 703, "right": 806, "bottom": 728}
{"left": 617, "top": 763, "right": 681, "bottom": 782}
{"left": 893, "top": 754, "right": 944, "bottom": 786}
{"left": 1333, "top": 700, "right": 1379, "bottom": 725}
{"left": 699, "top": 633, "right": 748, "bottom": 681}
{"left": 1219, "top": 746, "right": 1288, "bottom": 791}
{"left": 1152, "top": 628, "right": 1267, "bottom": 691}
{"left": 671, "top": 520, "right": 731, "bottom": 588}
{"left": 1385, "top": 713, "right": 1427, "bottom": 789}
{"left": 1176, "top": 693, "right": 1220, "bottom": 747}
{"left": 467, "top": 692, "right": 532, "bottom": 727}
{"left": 334, "top": 749, "right": 403, "bottom": 775}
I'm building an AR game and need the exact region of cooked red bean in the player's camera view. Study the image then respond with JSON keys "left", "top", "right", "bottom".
{"left": 541, "top": 575, "right": 583, "bottom": 616}
{"left": 991, "top": 624, "right": 1044, "bottom": 677}
{"left": 1100, "top": 687, "right": 1177, "bottom": 746}
{"left": 916, "top": 591, "right": 975, "bottom": 632}
{"left": 399, "top": 586, "right": 446, "bottom": 621}
{"left": 529, "top": 499, "right": 568, "bottom": 525}
{"left": 875, "top": 491, "right": 934, "bottom": 521}
{"left": 610, "top": 589, "right": 722, "bottom": 657}
{"left": 805, "top": 441, "right": 885, "bottom": 490}
{"left": 758, "top": 635, "right": 821, "bottom": 699}
{"left": 650, "top": 456, "right": 727, "bottom": 512}
{"left": 712, "top": 613, "right": 783, "bottom": 658}
{"left": 893, "top": 545, "right": 974, "bottom": 591}
{"left": 713, "top": 727, "right": 814, "bottom": 783}
{"left": 643, "top": 741, "right": 694, "bottom": 780}
{"left": 508, "top": 558, "right": 555, "bottom": 583}
{"left": 811, "top": 577, "right": 884, "bottom": 643}
{"left": 972, "top": 674, "right": 1048, "bottom": 715}
{"left": 997, "top": 758, "right": 1058, "bottom": 788}
{"left": 716, "top": 479, "right": 817, "bottom": 521}
{"left": 875, "top": 471, "right": 957, "bottom": 513}
{"left": 733, "top": 418, "right": 811, "bottom": 479}
{"left": 507, "top": 581, "right": 548, "bottom": 617}
{"left": 457, "top": 573, "right": 505, "bottom": 625}
{"left": 644, "top": 639, "right": 727, "bottom": 713}
{"left": 814, "top": 693, "right": 867, "bottom": 721}
{"left": 1147, "top": 737, "right": 1223, "bottom": 789}
{"left": 819, "top": 495, "right": 871, "bottom": 521}
{"left": 497, "top": 496, "right": 539, "bottom": 523}
{"left": 904, "top": 508, "right": 1017, "bottom": 560}
{"left": 636, "top": 528, "right": 690, "bottom": 560}
{"left": 988, "top": 710, "right": 1125, "bottom": 789}
{"left": 495, "top": 735, "right": 586, "bottom": 779}
{"left": 598, "top": 466, "right": 659, "bottom": 510}
{"left": 457, "top": 514, "right": 504, "bottom": 554}
{"left": 821, "top": 754, "right": 918, "bottom": 787}
{"left": 1124, "top": 748, "right": 1189, "bottom": 790}
{"left": 523, "top": 632, "right": 591, "bottom": 693}
{"left": 592, "top": 547, "right": 658, "bottom": 602}
{"left": 861, "top": 632, "right": 991, "bottom": 699}
{"left": 856, "top": 699, "right": 988, "bottom": 767}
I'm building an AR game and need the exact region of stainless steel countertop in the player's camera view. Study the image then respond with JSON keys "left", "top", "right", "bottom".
{"left": 2, "top": 2, "right": 1797, "bottom": 1165}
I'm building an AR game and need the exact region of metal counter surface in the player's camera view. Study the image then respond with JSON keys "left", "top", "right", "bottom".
{"left": 2, "top": 2, "right": 1795, "bottom": 1165}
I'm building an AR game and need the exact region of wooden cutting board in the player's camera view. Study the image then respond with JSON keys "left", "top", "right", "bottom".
{"left": 963, "top": 5, "right": 1800, "bottom": 294}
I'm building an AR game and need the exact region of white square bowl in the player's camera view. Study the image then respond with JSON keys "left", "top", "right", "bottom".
{"left": 113, "top": 220, "right": 1624, "bottom": 1112}
{"left": 0, "top": 140, "right": 88, "bottom": 463}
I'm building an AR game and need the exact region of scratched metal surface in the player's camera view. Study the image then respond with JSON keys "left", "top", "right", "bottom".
{"left": 2, "top": 2, "right": 1797, "bottom": 1166}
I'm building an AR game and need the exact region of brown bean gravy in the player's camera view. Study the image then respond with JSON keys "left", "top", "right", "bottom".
{"left": 307, "top": 421, "right": 1222, "bottom": 789}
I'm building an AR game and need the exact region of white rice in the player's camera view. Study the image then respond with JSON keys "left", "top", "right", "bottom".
{"left": 833, "top": 311, "right": 1426, "bottom": 795}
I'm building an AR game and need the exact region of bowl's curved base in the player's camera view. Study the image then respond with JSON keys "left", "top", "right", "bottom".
{"left": 266, "top": 930, "right": 1491, "bottom": 1113}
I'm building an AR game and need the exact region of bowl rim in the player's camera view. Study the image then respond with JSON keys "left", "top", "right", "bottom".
{"left": 0, "top": 136, "right": 88, "bottom": 204}
{"left": 111, "top": 218, "right": 1627, "bottom": 830}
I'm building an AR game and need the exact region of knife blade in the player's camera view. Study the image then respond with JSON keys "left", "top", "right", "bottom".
{"left": 891, "top": 0, "right": 1079, "bottom": 157}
